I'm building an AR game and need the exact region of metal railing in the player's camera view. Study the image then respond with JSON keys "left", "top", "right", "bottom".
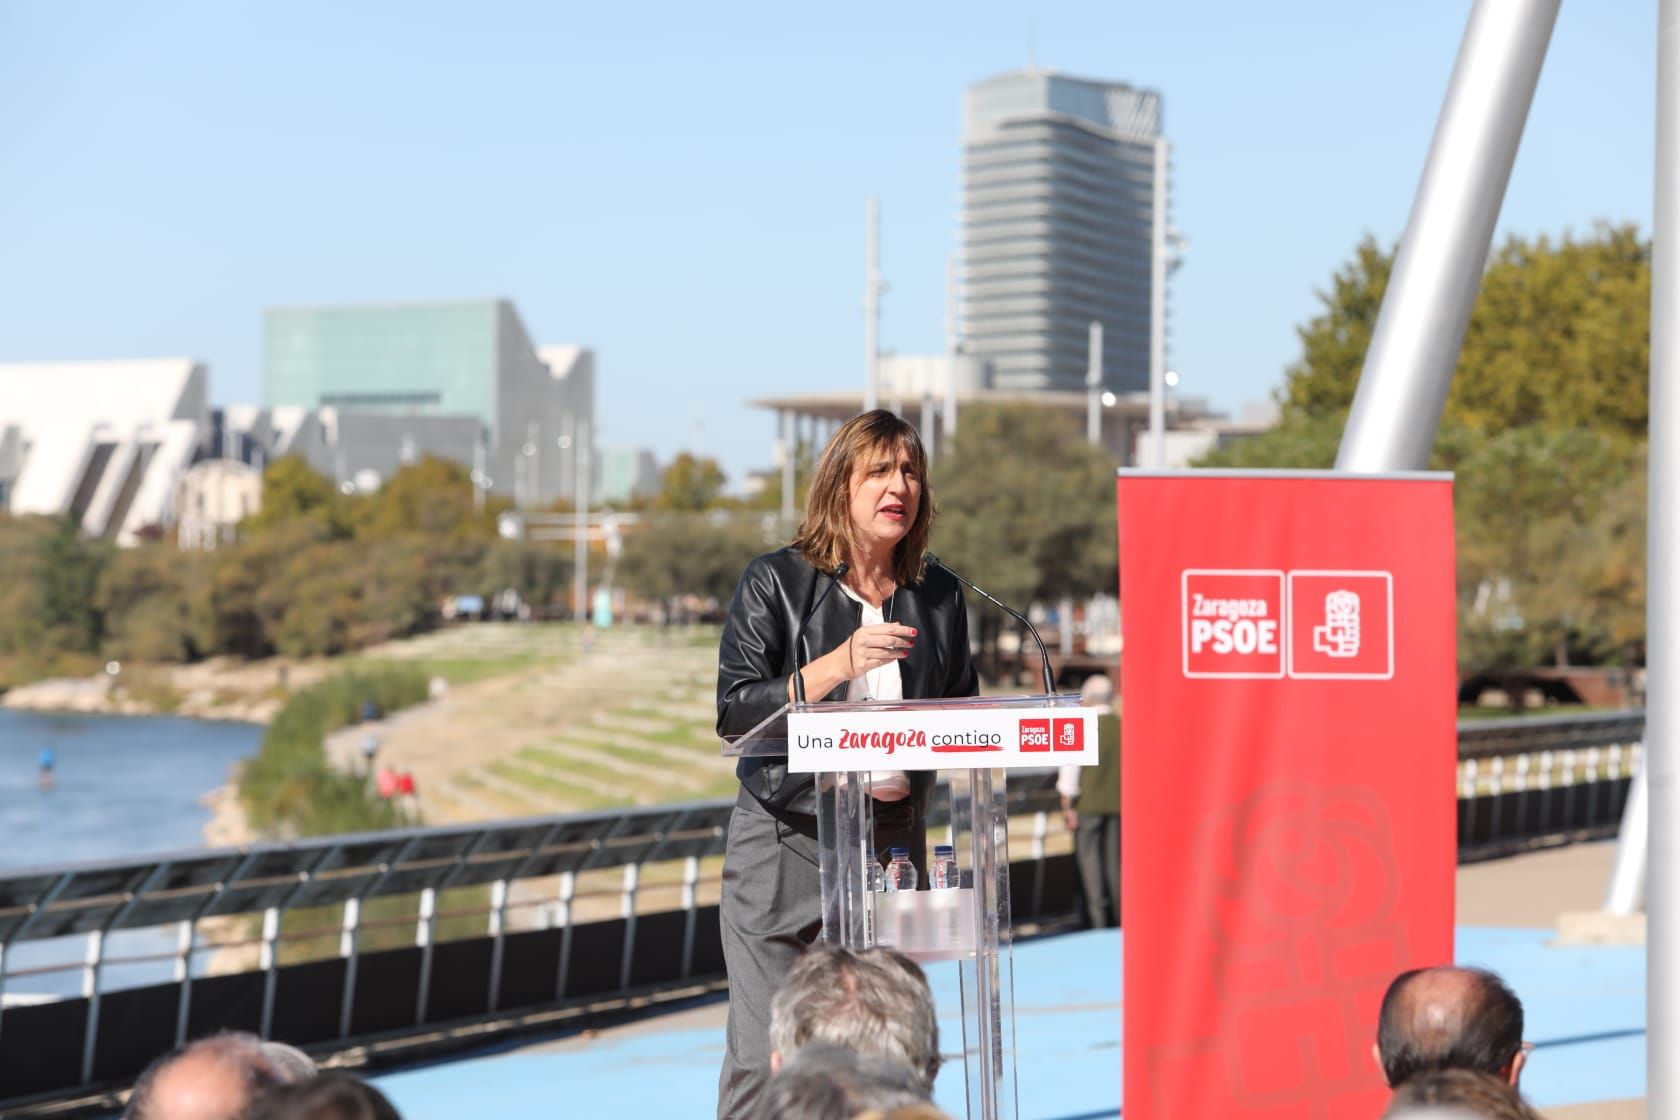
{"left": 1455, "top": 710, "right": 1642, "bottom": 861}
{"left": 0, "top": 710, "right": 1646, "bottom": 1111}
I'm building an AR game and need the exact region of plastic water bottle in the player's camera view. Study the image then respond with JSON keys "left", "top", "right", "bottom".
{"left": 930, "top": 844, "right": 959, "bottom": 890}
{"left": 885, "top": 847, "right": 917, "bottom": 892}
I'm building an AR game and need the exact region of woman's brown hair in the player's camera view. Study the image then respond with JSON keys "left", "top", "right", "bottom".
{"left": 790, "top": 410, "right": 933, "bottom": 587}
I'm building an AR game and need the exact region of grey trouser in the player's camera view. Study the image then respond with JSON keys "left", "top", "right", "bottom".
{"left": 716, "top": 792, "right": 921, "bottom": 1120}
{"left": 1075, "top": 813, "right": 1120, "bottom": 929}
{"left": 716, "top": 799, "right": 821, "bottom": 1120}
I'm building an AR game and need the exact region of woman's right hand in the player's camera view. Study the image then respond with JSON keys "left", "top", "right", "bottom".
{"left": 790, "top": 622, "right": 919, "bottom": 702}
{"left": 840, "top": 623, "right": 918, "bottom": 678}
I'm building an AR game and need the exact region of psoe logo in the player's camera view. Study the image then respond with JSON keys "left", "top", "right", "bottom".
{"left": 1182, "top": 569, "right": 1285, "bottom": 679}
{"left": 1019, "top": 719, "right": 1052, "bottom": 751}
{"left": 1288, "top": 571, "right": 1393, "bottom": 679}
{"left": 1053, "top": 718, "right": 1084, "bottom": 752}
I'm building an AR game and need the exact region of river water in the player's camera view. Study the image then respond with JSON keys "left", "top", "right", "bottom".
{"left": 0, "top": 709, "right": 263, "bottom": 1000}
{"left": 0, "top": 708, "right": 262, "bottom": 871}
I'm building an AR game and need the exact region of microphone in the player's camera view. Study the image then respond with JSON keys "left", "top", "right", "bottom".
{"left": 926, "top": 554, "right": 1056, "bottom": 696}
{"left": 792, "top": 561, "right": 849, "bottom": 704}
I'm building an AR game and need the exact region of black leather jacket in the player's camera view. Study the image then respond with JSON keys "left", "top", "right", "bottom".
{"left": 717, "top": 547, "right": 979, "bottom": 817}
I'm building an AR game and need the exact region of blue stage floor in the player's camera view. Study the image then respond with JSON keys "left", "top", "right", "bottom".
{"left": 370, "top": 927, "right": 1644, "bottom": 1118}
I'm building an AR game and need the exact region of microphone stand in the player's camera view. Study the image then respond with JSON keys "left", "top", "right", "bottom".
{"left": 927, "top": 554, "right": 1057, "bottom": 696}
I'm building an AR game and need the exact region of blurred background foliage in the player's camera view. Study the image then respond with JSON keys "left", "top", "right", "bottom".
{"left": 0, "top": 224, "right": 1653, "bottom": 683}
{"left": 1202, "top": 222, "right": 1649, "bottom": 670}
{"left": 0, "top": 457, "right": 574, "bottom": 685}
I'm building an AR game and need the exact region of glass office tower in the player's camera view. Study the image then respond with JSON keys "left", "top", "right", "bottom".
{"left": 961, "top": 70, "right": 1165, "bottom": 394}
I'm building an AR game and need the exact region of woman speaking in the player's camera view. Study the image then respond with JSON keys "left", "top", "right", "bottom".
{"left": 713, "top": 409, "right": 977, "bottom": 1119}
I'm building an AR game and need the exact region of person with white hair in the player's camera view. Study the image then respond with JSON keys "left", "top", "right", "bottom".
{"left": 767, "top": 945, "right": 940, "bottom": 1092}
{"left": 757, "top": 1044, "right": 929, "bottom": 1120}
{"left": 1057, "top": 673, "right": 1120, "bottom": 928}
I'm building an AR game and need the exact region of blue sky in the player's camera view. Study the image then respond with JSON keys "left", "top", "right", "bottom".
{"left": 0, "top": 1, "right": 1655, "bottom": 488}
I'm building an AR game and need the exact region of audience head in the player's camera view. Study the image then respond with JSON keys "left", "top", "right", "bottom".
{"left": 126, "top": 1032, "right": 285, "bottom": 1120}
{"left": 257, "top": 1042, "right": 317, "bottom": 1085}
{"left": 1381, "top": 1068, "right": 1542, "bottom": 1120}
{"left": 1376, "top": 967, "right": 1527, "bottom": 1088}
{"left": 854, "top": 1108, "right": 957, "bottom": 1120}
{"left": 758, "top": 1044, "right": 928, "bottom": 1120}
{"left": 247, "top": 1073, "right": 401, "bottom": 1120}
{"left": 1080, "top": 674, "right": 1115, "bottom": 708}
{"left": 768, "top": 945, "right": 941, "bottom": 1090}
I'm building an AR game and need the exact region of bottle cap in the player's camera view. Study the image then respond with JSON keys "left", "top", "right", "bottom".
{"left": 934, "top": 845, "right": 954, "bottom": 857}
{"left": 890, "top": 847, "right": 909, "bottom": 858}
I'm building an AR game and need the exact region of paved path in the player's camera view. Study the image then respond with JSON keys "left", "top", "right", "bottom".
{"left": 369, "top": 841, "right": 1646, "bottom": 1119}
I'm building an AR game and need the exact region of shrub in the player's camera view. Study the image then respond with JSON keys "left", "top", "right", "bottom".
{"left": 239, "top": 667, "right": 430, "bottom": 837}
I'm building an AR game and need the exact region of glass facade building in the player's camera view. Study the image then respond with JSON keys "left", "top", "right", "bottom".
{"left": 264, "top": 300, "right": 593, "bottom": 505}
{"left": 961, "top": 70, "right": 1165, "bottom": 393}
{"left": 265, "top": 302, "right": 504, "bottom": 430}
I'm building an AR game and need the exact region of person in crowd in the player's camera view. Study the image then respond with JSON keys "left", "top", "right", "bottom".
{"left": 715, "top": 410, "right": 978, "bottom": 1120}
{"left": 1376, "top": 966, "right": 1529, "bottom": 1089}
{"left": 756, "top": 1044, "right": 929, "bottom": 1120}
{"left": 257, "top": 1042, "right": 317, "bottom": 1085}
{"left": 1056, "top": 673, "right": 1120, "bottom": 928}
{"left": 125, "top": 1032, "right": 286, "bottom": 1120}
{"left": 853, "top": 1108, "right": 956, "bottom": 1120}
{"left": 1381, "top": 1069, "right": 1542, "bottom": 1120}
{"left": 247, "top": 1073, "right": 402, "bottom": 1120}
{"left": 767, "top": 945, "right": 941, "bottom": 1092}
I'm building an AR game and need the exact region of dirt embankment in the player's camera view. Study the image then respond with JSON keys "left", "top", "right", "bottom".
{"left": 1, "top": 657, "right": 328, "bottom": 724}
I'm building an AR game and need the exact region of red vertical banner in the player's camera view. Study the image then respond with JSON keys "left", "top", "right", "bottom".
{"left": 1118, "top": 472, "right": 1458, "bottom": 1120}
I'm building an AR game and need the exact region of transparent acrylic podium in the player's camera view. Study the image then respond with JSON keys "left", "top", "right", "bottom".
{"left": 725, "top": 693, "right": 1084, "bottom": 1120}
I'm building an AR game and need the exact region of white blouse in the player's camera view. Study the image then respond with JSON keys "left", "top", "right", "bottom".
{"left": 839, "top": 583, "right": 911, "bottom": 802}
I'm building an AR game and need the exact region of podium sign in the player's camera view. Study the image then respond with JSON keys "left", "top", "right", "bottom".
{"left": 730, "top": 692, "right": 1090, "bottom": 1120}
{"left": 1118, "top": 471, "right": 1457, "bottom": 1120}
{"left": 786, "top": 706, "right": 1099, "bottom": 772}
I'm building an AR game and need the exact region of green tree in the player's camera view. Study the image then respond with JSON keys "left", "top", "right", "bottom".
{"left": 0, "top": 515, "right": 56, "bottom": 656}
{"left": 1451, "top": 427, "right": 1645, "bottom": 668}
{"left": 480, "top": 540, "right": 573, "bottom": 608}
{"left": 1274, "top": 236, "right": 1395, "bottom": 423}
{"left": 1203, "top": 224, "right": 1653, "bottom": 673}
{"left": 933, "top": 405, "right": 1117, "bottom": 658}
{"left": 354, "top": 457, "right": 501, "bottom": 540}
{"left": 655, "top": 453, "right": 730, "bottom": 511}
{"left": 618, "top": 513, "right": 769, "bottom": 606}
{"left": 95, "top": 542, "right": 206, "bottom": 662}
{"left": 33, "top": 515, "right": 108, "bottom": 654}
{"left": 1263, "top": 223, "right": 1649, "bottom": 436}
{"left": 243, "top": 456, "right": 349, "bottom": 537}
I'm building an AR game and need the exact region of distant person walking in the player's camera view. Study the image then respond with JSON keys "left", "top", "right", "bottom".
{"left": 37, "top": 745, "right": 56, "bottom": 792}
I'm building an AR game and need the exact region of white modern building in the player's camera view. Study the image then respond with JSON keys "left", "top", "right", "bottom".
{"left": 0, "top": 359, "right": 208, "bottom": 545}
